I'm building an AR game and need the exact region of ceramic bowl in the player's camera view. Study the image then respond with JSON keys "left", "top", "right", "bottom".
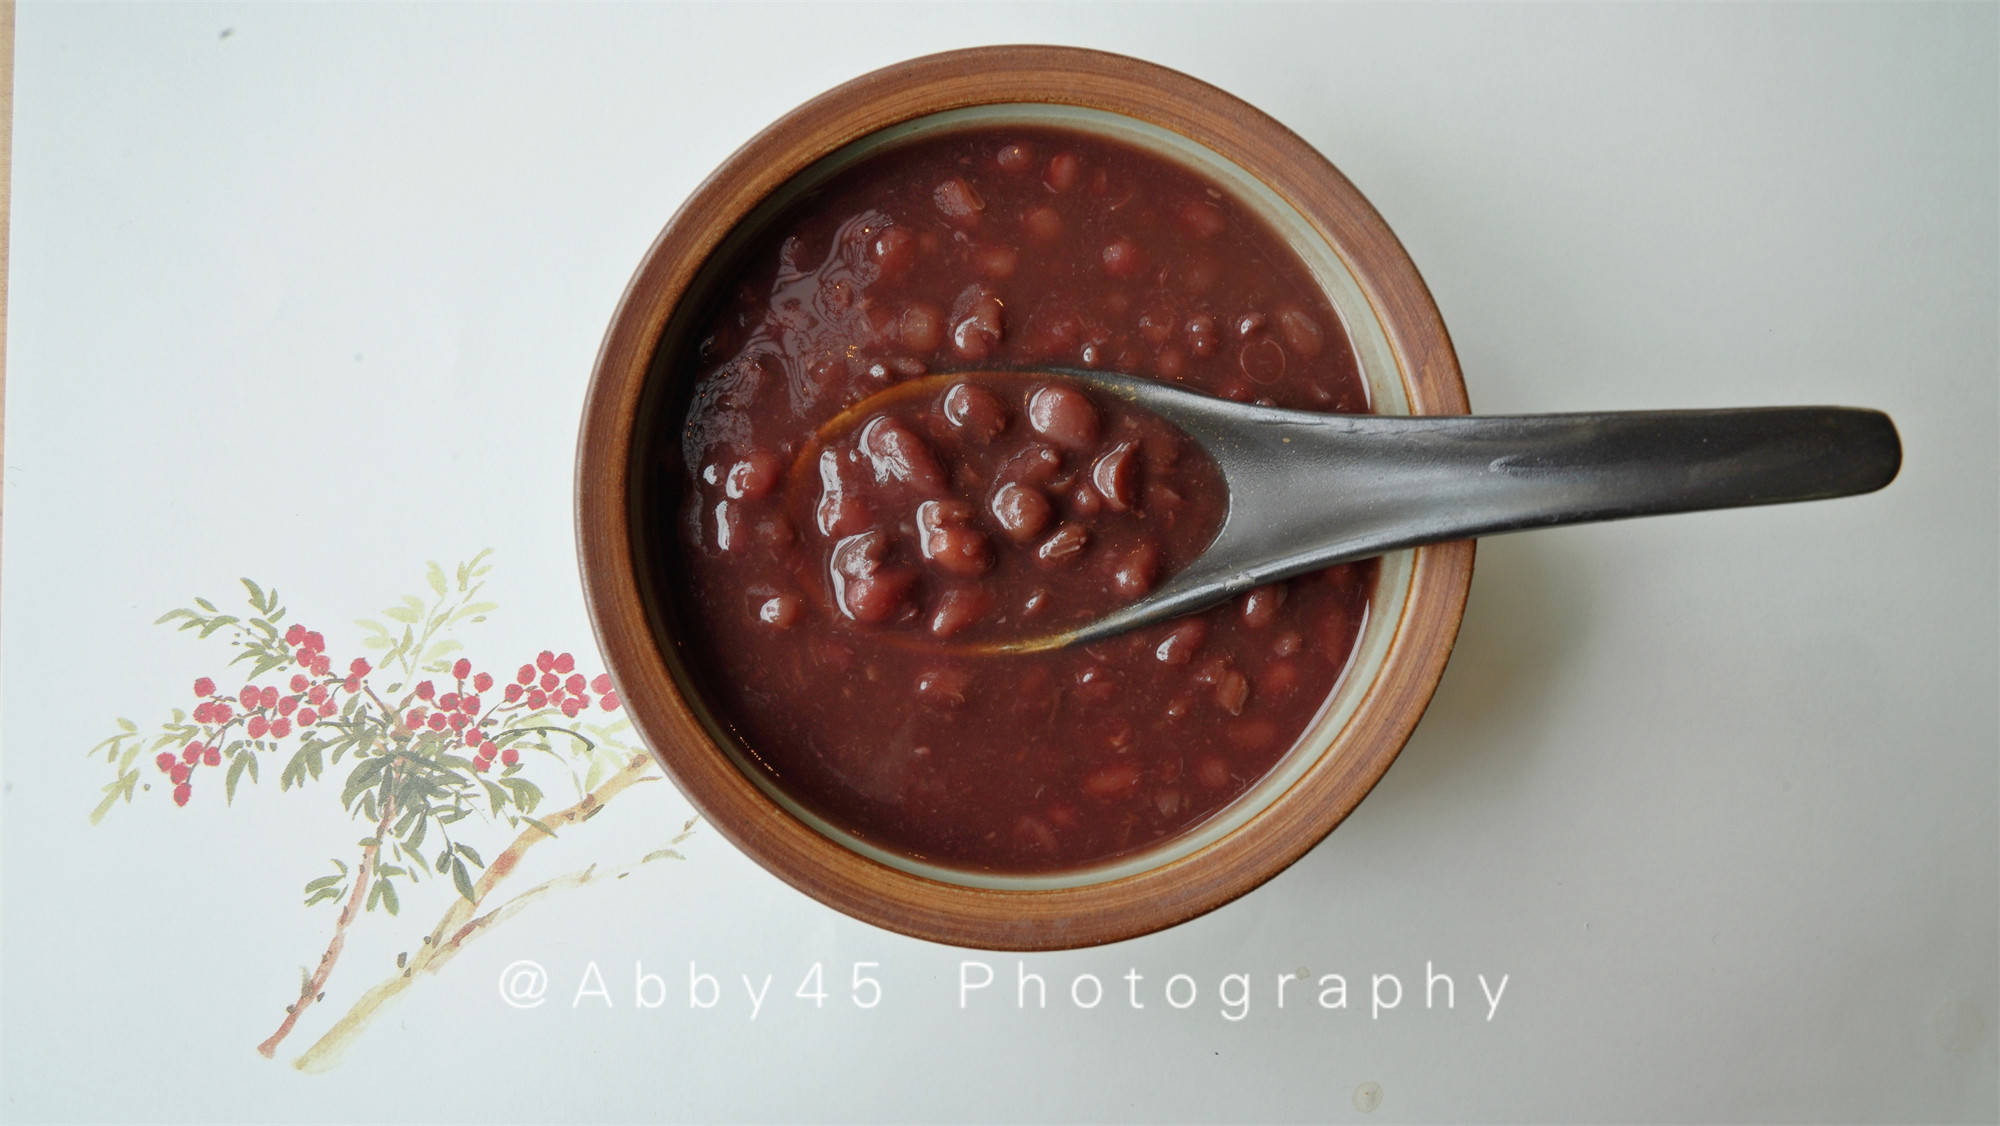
{"left": 576, "top": 45, "right": 1473, "bottom": 949}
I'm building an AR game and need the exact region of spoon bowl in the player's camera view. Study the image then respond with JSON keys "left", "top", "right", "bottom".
{"left": 802, "top": 368, "right": 1902, "bottom": 653}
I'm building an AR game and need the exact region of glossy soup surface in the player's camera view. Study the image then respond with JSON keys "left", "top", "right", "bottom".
{"left": 661, "top": 125, "right": 1375, "bottom": 873}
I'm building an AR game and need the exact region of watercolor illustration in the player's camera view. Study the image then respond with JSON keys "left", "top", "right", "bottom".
{"left": 84, "top": 552, "right": 692, "bottom": 1072}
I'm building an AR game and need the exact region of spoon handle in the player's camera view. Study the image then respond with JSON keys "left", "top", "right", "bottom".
{"left": 1299, "top": 407, "right": 1903, "bottom": 552}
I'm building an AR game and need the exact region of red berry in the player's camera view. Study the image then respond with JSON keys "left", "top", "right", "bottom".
{"left": 461, "top": 695, "right": 481, "bottom": 715}
{"left": 601, "top": 691, "right": 620, "bottom": 711}
{"left": 285, "top": 624, "right": 306, "bottom": 645}
{"left": 517, "top": 664, "right": 535, "bottom": 685}
{"left": 296, "top": 648, "right": 313, "bottom": 666}
{"left": 310, "top": 655, "right": 330, "bottom": 676}
{"left": 473, "top": 672, "right": 494, "bottom": 693}
{"left": 526, "top": 689, "right": 548, "bottom": 709}
{"left": 504, "top": 683, "right": 522, "bottom": 702}
{"left": 344, "top": 675, "right": 362, "bottom": 693}
{"left": 540, "top": 672, "right": 559, "bottom": 692}
{"left": 261, "top": 686, "right": 280, "bottom": 709}
{"left": 416, "top": 681, "right": 435, "bottom": 700}
{"left": 560, "top": 698, "right": 582, "bottom": 719}
{"left": 170, "top": 763, "right": 191, "bottom": 785}
{"left": 183, "top": 744, "right": 203, "bottom": 764}
{"left": 576, "top": 693, "right": 592, "bottom": 710}
{"left": 428, "top": 713, "right": 448, "bottom": 732}
{"left": 247, "top": 715, "right": 269, "bottom": 739}
{"left": 536, "top": 650, "right": 556, "bottom": 672}
{"left": 554, "top": 653, "right": 576, "bottom": 674}
{"left": 240, "top": 686, "right": 259, "bottom": 708}
{"left": 439, "top": 692, "right": 460, "bottom": 710}
{"left": 473, "top": 757, "right": 491, "bottom": 773}
{"left": 350, "top": 658, "right": 370, "bottom": 677}
{"left": 193, "top": 677, "right": 216, "bottom": 698}
{"left": 173, "top": 783, "right": 192, "bottom": 807}
{"left": 448, "top": 713, "right": 467, "bottom": 731}
{"left": 307, "top": 685, "right": 328, "bottom": 705}
{"left": 453, "top": 658, "right": 472, "bottom": 680}
{"left": 203, "top": 745, "right": 221, "bottom": 766}
{"left": 193, "top": 702, "right": 215, "bottom": 724}
{"left": 213, "top": 703, "right": 233, "bottom": 723}
{"left": 564, "top": 674, "right": 586, "bottom": 695}
{"left": 304, "top": 631, "right": 325, "bottom": 652}
{"left": 501, "top": 748, "right": 520, "bottom": 766}
{"left": 277, "top": 696, "right": 297, "bottom": 716}
{"left": 270, "top": 718, "right": 292, "bottom": 738}
{"left": 290, "top": 673, "right": 309, "bottom": 692}
{"left": 591, "top": 674, "right": 613, "bottom": 695}
{"left": 406, "top": 709, "right": 425, "bottom": 730}
{"left": 155, "top": 751, "right": 177, "bottom": 772}
{"left": 298, "top": 708, "right": 318, "bottom": 726}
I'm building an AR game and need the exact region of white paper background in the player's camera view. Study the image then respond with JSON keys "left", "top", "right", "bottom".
{"left": 4, "top": 3, "right": 1995, "bottom": 1122}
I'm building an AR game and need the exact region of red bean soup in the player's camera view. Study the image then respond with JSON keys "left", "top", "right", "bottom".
{"left": 650, "top": 124, "right": 1376, "bottom": 875}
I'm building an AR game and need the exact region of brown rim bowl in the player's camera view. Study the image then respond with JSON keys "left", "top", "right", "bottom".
{"left": 576, "top": 45, "right": 1473, "bottom": 950}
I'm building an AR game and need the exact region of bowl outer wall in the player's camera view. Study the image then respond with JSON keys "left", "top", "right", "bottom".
{"left": 575, "top": 45, "right": 1475, "bottom": 950}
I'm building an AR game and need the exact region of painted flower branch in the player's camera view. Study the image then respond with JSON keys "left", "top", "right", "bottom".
{"left": 85, "top": 553, "right": 686, "bottom": 1067}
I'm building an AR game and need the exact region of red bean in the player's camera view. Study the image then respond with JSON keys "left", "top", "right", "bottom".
{"left": 1045, "top": 151, "right": 1081, "bottom": 192}
{"left": 1112, "top": 542, "right": 1160, "bottom": 598}
{"left": 1036, "top": 523, "right": 1090, "bottom": 566}
{"left": 899, "top": 302, "right": 945, "bottom": 352}
{"left": 1153, "top": 787, "right": 1183, "bottom": 817}
{"left": 754, "top": 515, "right": 794, "bottom": 549}
{"left": 990, "top": 482, "right": 1053, "bottom": 543}
{"left": 1137, "top": 306, "right": 1176, "bottom": 346}
{"left": 1235, "top": 311, "right": 1267, "bottom": 339}
{"left": 929, "top": 587, "right": 993, "bottom": 638}
{"left": 916, "top": 665, "right": 972, "bottom": 706}
{"left": 1155, "top": 620, "right": 1207, "bottom": 665}
{"left": 1069, "top": 482, "right": 1103, "bottom": 518}
{"left": 1155, "top": 347, "right": 1186, "bottom": 379}
{"left": 1272, "top": 630, "right": 1304, "bottom": 658}
{"left": 1024, "top": 205, "right": 1063, "bottom": 242}
{"left": 918, "top": 499, "right": 993, "bottom": 576}
{"left": 1014, "top": 815, "right": 1059, "bottom": 852}
{"left": 941, "top": 382, "right": 1008, "bottom": 440}
{"left": 1241, "top": 584, "right": 1287, "bottom": 627}
{"left": 1185, "top": 313, "right": 1219, "bottom": 357}
{"left": 859, "top": 416, "right": 946, "bottom": 492}
{"left": 974, "top": 244, "right": 1019, "bottom": 279}
{"left": 830, "top": 532, "right": 915, "bottom": 624}
{"left": 1195, "top": 755, "right": 1232, "bottom": 789}
{"left": 1165, "top": 695, "right": 1192, "bottom": 721}
{"left": 1027, "top": 384, "right": 1101, "bottom": 449}
{"left": 996, "top": 141, "right": 1035, "bottom": 174}
{"left": 1022, "top": 587, "right": 1051, "bottom": 617}
{"left": 1229, "top": 718, "right": 1278, "bottom": 750}
{"left": 1091, "top": 441, "right": 1140, "bottom": 511}
{"left": 1174, "top": 199, "right": 1227, "bottom": 239}
{"left": 815, "top": 450, "right": 870, "bottom": 537}
{"left": 1082, "top": 762, "right": 1141, "bottom": 799}
{"left": 951, "top": 291, "right": 1005, "bottom": 361}
{"left": 1277, "top": 306, "right": 1324, "bottom": 358}
{"left": 872, "top": 226, "right": 917, "bottom": 278}
{"left": 1101, "top": 237, "right": 1146, "bottom": 279}
{"left": 1001, "top": 443, "right": 1063, "bottom": 487}
{"left": 1074, "top": 664, "right": 1116, "bottom": 705}
{"left": 757, "top": 593, "right": 800, "bottom": 628}
{"left": 723, "top": 450, "right": 784, "bottom": 501}
{"left": 1262, "top": 660, "right": 1300, "bottom": 698}
{"left": 933, "top": 177, "right": 985, "bottom": 226}
{"left": 1215, "top": 669, "right": 1250, "bottom": 715}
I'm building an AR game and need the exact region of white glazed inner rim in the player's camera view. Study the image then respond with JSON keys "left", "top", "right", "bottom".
{"left": 650, "top": 103, "right": 1416, "bottom": 891}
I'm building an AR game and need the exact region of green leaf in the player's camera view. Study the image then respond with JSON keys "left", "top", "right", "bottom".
{"left": 454, "top": 842, "right": 484, "bottom": 868}
{"left": 196, "top": 615, "right": 239, "bottom": 638}
{"left": 241, "top": 578, "right": 265, "bottom": 612}
{"left": 117, "top": 717, "right": 137, "bottom": 733}
{"left": 451, "top": 858, "right": 477, "bottom": 903}
{"left": 304, "top": 887, "right": 342, "bottom": 908}
{"left": 304, "top": 874, "right": 342, "bottom": 894}
{"left": 380, "top": 878, "right": 400, "bottom": 916}
{"left": 367, "top": 881, "right": 383, "bottom": 913}
{"left": 194, "top": 597, "right": 218, "bottom": 612}
{"left": 226, "top": 754, "right": 248, "bottom": 804}
{"left": 519, "top": 816, "right": 558, "bottom": 837}
{"left": 384, "top": 605, "right": 419, "bottom": 624}
{"left": 342, "top": 757, "right": 387, "bottom": 809}
{"left": 427, "top": 561, "right": 447, "bottom": 597}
